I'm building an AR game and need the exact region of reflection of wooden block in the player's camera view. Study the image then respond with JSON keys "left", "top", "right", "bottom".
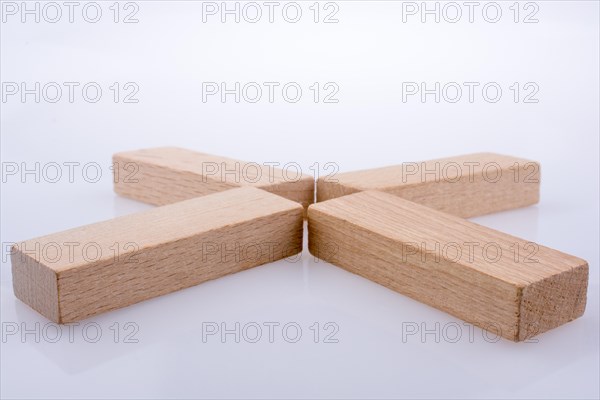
{"left": 12, "top": 187, "right": 304, "bottom": 323}
{"left": 113, "top": 147, "right": 314, "bottom": 211}
{"left": 308, "top": 191, "right": 587, "bottom": 341}
{"left": 317, "top": 153, "right": 540, "bottom": 218}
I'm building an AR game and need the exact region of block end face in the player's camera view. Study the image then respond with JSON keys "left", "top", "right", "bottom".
{"left": 257, "top": 176, "right": 315, "bottom": 212}
{"left": 306, "top": 206, "right": 342, "bottom": 262}
{"left": 518, "top": 260, "right": 588, "bottom": 341}
{"left": 306, "top": 205, "right": 317, "bottom": 257}
{"left": 316, "top": 179, "right": 360, "bottom": 202}
{"left": 11, "top": 247, "right": 60, "bottom": 323}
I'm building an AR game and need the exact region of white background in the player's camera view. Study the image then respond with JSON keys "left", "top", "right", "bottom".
{"left": 1, "top": 1, "right": 599, "bottom": 398}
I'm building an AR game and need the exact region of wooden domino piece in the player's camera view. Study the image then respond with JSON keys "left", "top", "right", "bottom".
{"left": 12, "top": 187, "right": 304, "bottom": 323}
{"left": 113, "top": 147, "right": 314, "bottom": 211}
{"left": 317, "top": 153, "right": 540, "bottom": 218}
{"left": 308, "top": 191, "right": 587, "bottom": 341}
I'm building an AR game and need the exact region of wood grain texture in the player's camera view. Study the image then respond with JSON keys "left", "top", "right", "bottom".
{"left": 317, "top": 153, "right": 540, "bottom": 218}
{"left": 12, "top": 187, "right": 304, "bottom": 323}
{"left": 308, "top": 190, "right": 587, "bottom": 341}
{"left": 114, "top": 147, "right": 314, "bottom": 211}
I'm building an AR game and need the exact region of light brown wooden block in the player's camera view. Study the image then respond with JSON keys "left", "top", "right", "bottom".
{"left": 317, "top": 153, "right": 540, "bottom": 218}
{"left": 308, "top": 191, "right": 587, "bottom": 341}
{"left": 113, "top": 147, "right": 314, "bottom": 211}
{"left": 11, "top": 187, "right": 304, "bottom": 323}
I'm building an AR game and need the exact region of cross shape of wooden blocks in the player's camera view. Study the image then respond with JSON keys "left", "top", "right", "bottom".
{"left": 10, "top": 148, "right": 588, "bottom": 342}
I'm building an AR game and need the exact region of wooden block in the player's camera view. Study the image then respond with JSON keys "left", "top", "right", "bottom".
{"left": 317, "top": 153, "right": 540, "bottom": 218}
{"left": 308, "top": 191, "right": 587, "bottom": 341}
{"left": 113, "top": 147, "right": 314, "bottom": 211}
{"left": 11, "top": 187, "right": 304, "bottom": 323}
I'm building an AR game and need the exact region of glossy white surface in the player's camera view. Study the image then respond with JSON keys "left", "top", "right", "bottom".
{"left": 1, "top": 1, "right": 598, "bottom": 398}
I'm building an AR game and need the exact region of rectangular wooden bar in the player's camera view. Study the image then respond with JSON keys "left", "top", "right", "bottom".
{"left": 114, "top": 147, "right": 314, "bottom": 211}
{"left": 317, "top": 153, "right": 540, "bottom": 218}
{"left": 308, "top": 191, "right": 587, "bottom": 341}
{"left": 12, "top": 187, "right": 304, "bottom": 323}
